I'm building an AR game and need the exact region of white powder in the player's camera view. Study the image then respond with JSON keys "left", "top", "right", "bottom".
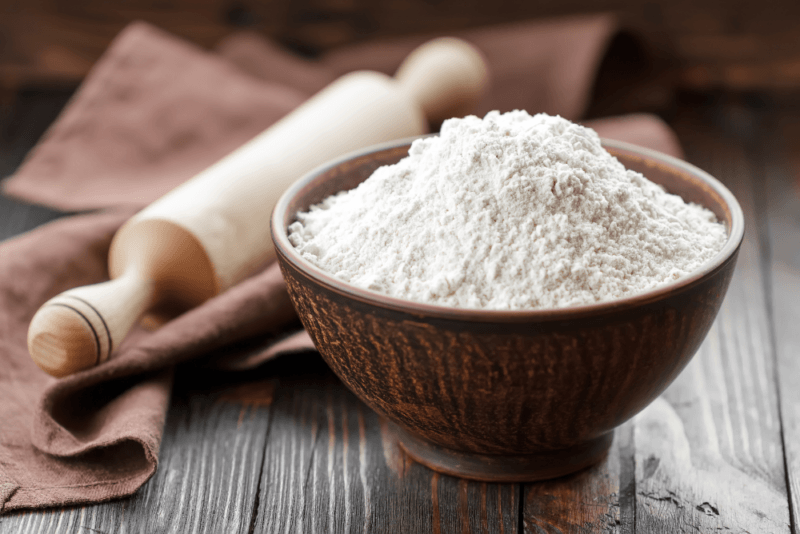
{"left": 288, "top": 111, "right": 727, "bottom": 310}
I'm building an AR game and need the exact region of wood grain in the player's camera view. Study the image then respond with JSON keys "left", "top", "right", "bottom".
{"left": 251, "top": 364, "right": 520, "bottom": 533}
{"left": 763, "top": 101, "right": 800, "bottom": 532}
{"left": 522, "top": 422, "right": 635, "bottom": 533}
{"left": 630, "top": 105, "right": 791, "bottom": 532}
{"left": 0, "top": 371, "right": 279, "bottom": 533}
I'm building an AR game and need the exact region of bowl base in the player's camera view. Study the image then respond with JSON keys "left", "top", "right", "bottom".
{"left": 391, "top": 424, "right": 614, "bottom": 483}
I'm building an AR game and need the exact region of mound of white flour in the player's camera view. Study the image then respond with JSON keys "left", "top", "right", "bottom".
{"left": 288, "top": 111, "right": 727, "bottom": 310}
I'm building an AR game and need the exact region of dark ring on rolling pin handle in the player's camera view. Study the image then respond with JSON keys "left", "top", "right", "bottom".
{"left": 48, "top": 302, "right": 102, "bottom": 366}
{"left": 63, "top": 294, "right": 113, "bottom": 358}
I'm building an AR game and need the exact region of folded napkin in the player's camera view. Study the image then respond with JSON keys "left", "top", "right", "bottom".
{"left": 0, "top": 16, "right": 682, "bottom": 512}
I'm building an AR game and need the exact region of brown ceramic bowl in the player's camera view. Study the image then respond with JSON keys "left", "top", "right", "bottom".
{"left": 271, "top": 137, "right": 744, "bottom": 482}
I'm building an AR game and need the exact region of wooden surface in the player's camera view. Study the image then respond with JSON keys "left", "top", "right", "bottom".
{"left": 6, "top": 0, "right": 800, "bottom": 93}
{"left": 0, "top": 91, "right": 799, "bottom": 532}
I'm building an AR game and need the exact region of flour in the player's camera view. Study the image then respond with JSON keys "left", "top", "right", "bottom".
{"left": 288, "top": 110, "right": 728, "bottom": 310}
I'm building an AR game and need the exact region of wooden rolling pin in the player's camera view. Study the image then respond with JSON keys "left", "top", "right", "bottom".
{"left": 28, "top": 37, "right": 488, "bottom": 377}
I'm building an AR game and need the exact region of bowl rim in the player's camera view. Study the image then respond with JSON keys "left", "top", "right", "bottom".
{"left": 271, "top": 136, "right": 745, "bottom": 322}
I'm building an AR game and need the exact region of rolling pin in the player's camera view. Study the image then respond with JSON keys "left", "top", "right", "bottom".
{"left": 27, "top": 37, "right": 489, "bottom": 378}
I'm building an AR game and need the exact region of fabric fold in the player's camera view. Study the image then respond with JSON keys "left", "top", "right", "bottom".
{"left": 2, "top": 22, "right": 308, "bottom": 211}
{"left": 0, "top": 210, "right": 302, "bottom": 513}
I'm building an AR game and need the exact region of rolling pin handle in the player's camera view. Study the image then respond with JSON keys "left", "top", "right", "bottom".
{"left": 394, "top": 37, "right": 489, "bottom": 125}
{"left": 27, "top": 270, "right": 156, "bottom": 377}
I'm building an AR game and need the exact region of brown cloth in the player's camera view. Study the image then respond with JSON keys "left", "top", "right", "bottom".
{"left": 0, "top": 16, "right": 683, "bottom": 513}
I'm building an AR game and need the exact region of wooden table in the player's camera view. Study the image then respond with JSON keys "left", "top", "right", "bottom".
{"left": 0, "top": 90, "right": 798, "bottom": 533}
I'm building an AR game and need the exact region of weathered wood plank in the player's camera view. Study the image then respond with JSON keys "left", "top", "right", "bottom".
{"left": 251, "top": 358, "right": 520, "bottom": 534}
{"left": 631, "top": 104, "right": 791, "bottom": 532}
{"left": 522, "top": 423, "right": 633, "bottom": 534}
{"left": 762, "top": 103, "right": 800, "bottom": 531}
{"left": 0, "top": 369, "right": 279, "bottom": 533}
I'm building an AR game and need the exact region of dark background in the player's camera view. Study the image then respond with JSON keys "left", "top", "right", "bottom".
{"left": 3, "top": 0, "right": 800, "bottom": 96}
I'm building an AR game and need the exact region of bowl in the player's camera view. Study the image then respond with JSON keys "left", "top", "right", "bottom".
{"left": 270, "top": 137, "right": 744, "bottom": 482}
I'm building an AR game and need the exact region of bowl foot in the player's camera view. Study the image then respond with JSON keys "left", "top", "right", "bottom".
{"left": 391, "top": 424, "right": 614, "bottom": 482}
